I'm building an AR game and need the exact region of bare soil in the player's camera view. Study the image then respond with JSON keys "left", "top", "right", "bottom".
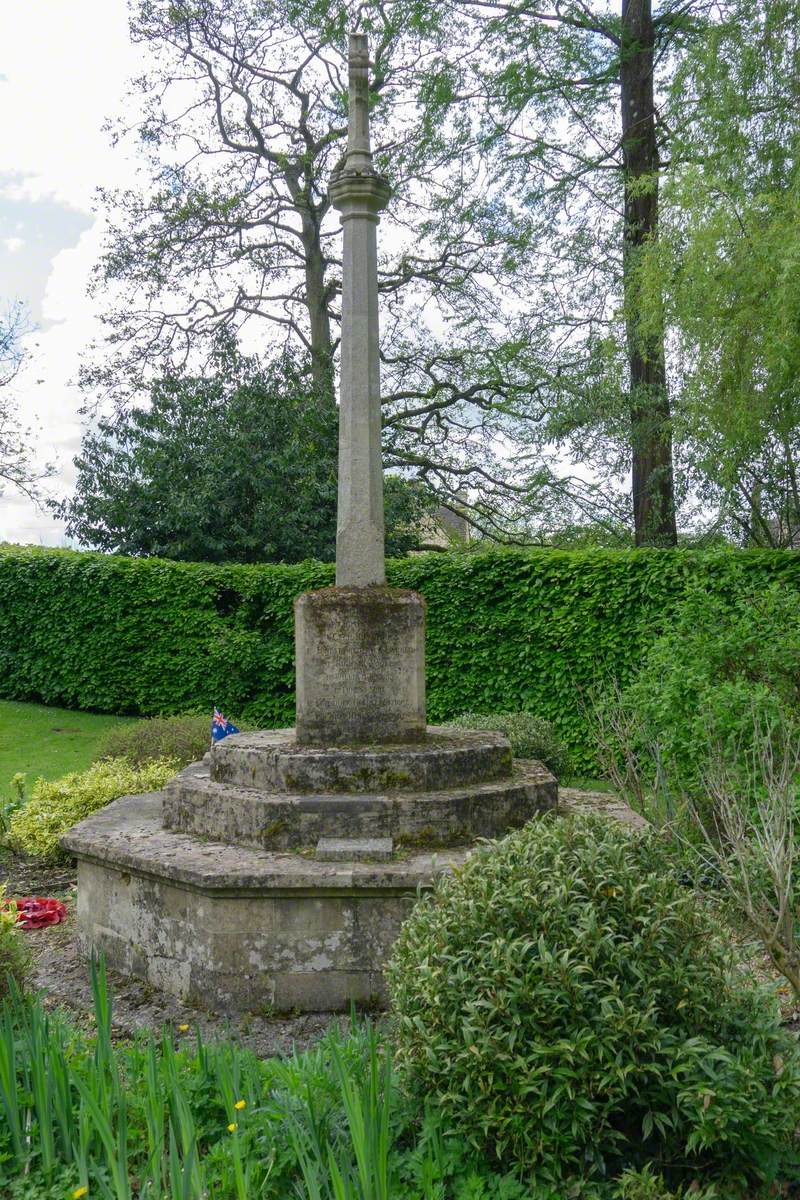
{"left": 1, "top": 848, "right": 347, "bottom": 1056}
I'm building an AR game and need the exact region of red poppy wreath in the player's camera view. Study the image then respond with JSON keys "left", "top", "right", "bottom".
{"left": 2, "top": 896, "right": 68, "bottom": 929}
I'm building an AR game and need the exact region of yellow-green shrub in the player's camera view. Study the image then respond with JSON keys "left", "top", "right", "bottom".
{"left": 6, "top": 758, "right": 177, "bottom": 860}
{"left": 0, "top": 885, "right": 29, "bottom": 997}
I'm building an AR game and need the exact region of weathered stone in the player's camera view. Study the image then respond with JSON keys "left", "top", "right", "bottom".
{"left": 329, "top": 31, "right": 391, "bottom": 588}
{"left": 163, "top": 759, "right": 557, "bottom": 850}
{"left": 62, "top": 792, "right": 468, "bottom": 1012}
{"left": 209, "top": 726, "right": 513, "bottom": 792}
{"left": 316, "top": 838, "right": 393, "bottom": 862}
{"left": 62, "top": 29, "right": 562, "bottom": 1016}
{"left": 295, "top": 587, "right": 426, "bottom": 745}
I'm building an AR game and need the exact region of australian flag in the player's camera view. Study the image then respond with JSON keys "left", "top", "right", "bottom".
{"left": 211, "top": 707, "right": 240, "bottom": 744}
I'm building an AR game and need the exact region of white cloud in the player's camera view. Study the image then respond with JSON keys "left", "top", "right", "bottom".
{"left": 0, "top": 0, "right": 145, "bottom": 544}
{"left": 0, "top": 2, "right": 141, "bottom": 212}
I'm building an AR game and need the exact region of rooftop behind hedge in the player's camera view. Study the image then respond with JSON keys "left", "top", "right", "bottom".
{"left": 1, "top": 543, "right": 797, "bottom": 773}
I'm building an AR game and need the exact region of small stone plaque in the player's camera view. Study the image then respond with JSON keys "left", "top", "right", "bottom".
{"left": 315, "top": 837, "right": 394, "bottom": 862}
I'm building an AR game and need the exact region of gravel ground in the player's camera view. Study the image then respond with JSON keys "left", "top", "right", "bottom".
{"left": 0, "top": 848, "right": 77, "bottom": 896}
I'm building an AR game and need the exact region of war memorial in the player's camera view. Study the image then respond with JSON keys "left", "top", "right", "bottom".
{"left": 62, "top": 34, "right": 557, "bottom": 1012}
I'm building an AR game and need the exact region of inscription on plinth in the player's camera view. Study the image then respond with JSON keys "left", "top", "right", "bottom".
{"left": 295, "top": 587, "right": 426, "bottom": 745}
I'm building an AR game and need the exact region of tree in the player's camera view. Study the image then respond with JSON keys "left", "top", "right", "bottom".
{"left": 55, "top": 349, "right": 435, "bottom": 563}
{"left": 619, "top": 0, "right": 678, "bottom": 545}
{"left": 402, "top": 0, "right": 710, "bottom": 544}
{"left": 87, "top": 0, "right": 549, "bottom": 539}
{"left": 0, "top": 302, "right": 52, "bottom": 501}
{"left": 650, "top": 0, "right": 800, "bottom": 545}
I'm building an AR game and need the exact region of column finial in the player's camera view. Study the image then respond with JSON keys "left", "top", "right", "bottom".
{"left": 345, "top": 32, "right": 373, "bottom": 174}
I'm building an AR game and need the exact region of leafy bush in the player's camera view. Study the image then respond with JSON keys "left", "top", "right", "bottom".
{"left": 445, "top": 710, "right": 569, "bottom": 776}
{"left": 0, "top": 773, "right": 26, "bottom": 836}
{"left": 5, "top": 758, "right": 177, "bottom": 860}
{"left": 597, "top": 583, "right": 800, "bottom": 800}
{"left": 0, "top": 885, "right": 29, "bottom": 999}
{"left": 96, "top": 714, "right": 213, "bottom": 769}
{"left": 2, "top": 544, "right": 799, "bottom": 773}
{"left": 387, "top": 813, "right": 800, "bottom": 1192}
{"left": 614, "top": 1168, "right": 690, "bottom": 1199}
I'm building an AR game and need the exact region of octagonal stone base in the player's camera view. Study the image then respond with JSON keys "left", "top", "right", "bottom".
{"left": 62, "top": 791, "right": 470, "bottom": 1012}
{"left": 62, "top": 727, "right": 558, "bottom": 1013}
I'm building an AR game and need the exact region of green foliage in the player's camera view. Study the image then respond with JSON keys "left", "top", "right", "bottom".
{"left": 0, "top": 773, "right": 26, "bottom": 835}
{"left": 445, "top": 711, "right": 569, "bottom": 776}
{"left": 2, "top": 545, "right": 800, "bottom": 773}
{"left": 54, "top": 351, "right": 434, "bottom": 564}
{"left": 5, "top": 758, "right": 177, "bottom": 860}
{"left": 96, "top": 714, "right": 214, "bottom": 770}
{"left": 387, "top": 814, "right": 800, "bottom": 1192}
{"left": 0, "top": 885, "right": 29, "bottom": 999}
{"left": 2, "top": 952, "right": 794, "bottom": 1198}
{"left": 653, "top": 159, "right": 800, "bottom": 545}
{"left": 654, "top": 0, "right": 800, "bottom": 545}
{"left": 613, "top": 1168, "right": 686, "bottom": 1199}
{"left": 599, "top": 581, "right": 800, "bottom": 798}
{"left": 0, "top": 961, "right": 532, "bottom": 1200}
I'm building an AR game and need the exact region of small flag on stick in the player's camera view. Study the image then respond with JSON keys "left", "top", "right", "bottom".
{"left": 211, "top": 707, "right": 240, "bottom": 744}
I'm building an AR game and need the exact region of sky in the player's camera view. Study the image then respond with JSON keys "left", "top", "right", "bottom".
{"left": 0, "top": 0, "right": 142, "bottom": 544}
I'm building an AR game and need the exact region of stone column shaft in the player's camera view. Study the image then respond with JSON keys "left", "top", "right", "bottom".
{"left": 330, "top": 33, "right": 391, "bottom": 587}
{"left": 336, "top": 191, "right": 385, "bottom": 585}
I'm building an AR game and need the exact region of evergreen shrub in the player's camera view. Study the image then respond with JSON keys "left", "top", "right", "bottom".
{"left": 387, "top": 814, "right": 800, "bottom": 1192}
{"left": 96, "top": 714, "right": 215, "bottom": 769}
{"left": 6, "top": 758, "right": 177, "bottom": 860}
{"left": 1, "top": 544, "right": 798, "bottom": 773}
{"left": 445, "top": 710, "right": 569, "bottom": 775}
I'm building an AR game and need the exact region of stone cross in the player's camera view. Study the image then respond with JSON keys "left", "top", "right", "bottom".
{"left": 294, "top": 35, "right": 424, "bottom": 748}
{"left": 329, "top": 33, "right": 391, "bottom": 587}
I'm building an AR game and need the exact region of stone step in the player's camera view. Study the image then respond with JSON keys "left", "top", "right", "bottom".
{"left": 208, "top": 726, "right": 513, "bottom": 794}
{"left": 59, "top": 791, "right": 468, "bottom": 1014}
{"left": 162, "top": 759, "right": 557, "bottom": 852}
{"left": 315, "top": 837, "right": 394, "bottom": 862}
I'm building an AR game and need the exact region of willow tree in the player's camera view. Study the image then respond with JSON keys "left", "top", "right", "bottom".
{"left": 653, "top": 0, "right": 800, "bottom": 545}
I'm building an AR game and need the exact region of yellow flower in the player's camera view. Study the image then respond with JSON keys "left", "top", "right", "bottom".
{"left": 227, "top": 1122, "right": 237, "bottom": 1133}
{"left": 234, "top": 1099, "right": 246, "bottom": 1110}
{"left": 73, "top": 1188, "right": 89, "bottom": 1199}
{"left": 177, "top": 1023, "right": 190, "bottom": 1032}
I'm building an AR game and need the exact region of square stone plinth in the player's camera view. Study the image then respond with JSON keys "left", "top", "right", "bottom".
{"left": 294, "top": 586, "right": 425, "bottom": 745}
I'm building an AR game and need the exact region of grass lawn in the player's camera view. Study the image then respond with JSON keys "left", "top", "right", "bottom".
{"left": 0, "top": 699, "right": 134, "bottom": 800}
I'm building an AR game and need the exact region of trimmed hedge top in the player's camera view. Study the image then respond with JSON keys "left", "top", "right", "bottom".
{"left": 1, "top": 543, "right": 798, "bottom": 773}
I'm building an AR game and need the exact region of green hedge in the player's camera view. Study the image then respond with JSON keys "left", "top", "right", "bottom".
{"left": 1, "top": 544, "right": 798, "bottom": 774}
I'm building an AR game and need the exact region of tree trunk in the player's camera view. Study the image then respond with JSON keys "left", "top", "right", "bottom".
{"left": 285, "top": 154, "right": 337, "bottom": 407}
{"left": 302, "top": 212, "right": 336, "bottom": 405}
{"left": 620, "top": 0, "right": 678, "bottom": 546}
